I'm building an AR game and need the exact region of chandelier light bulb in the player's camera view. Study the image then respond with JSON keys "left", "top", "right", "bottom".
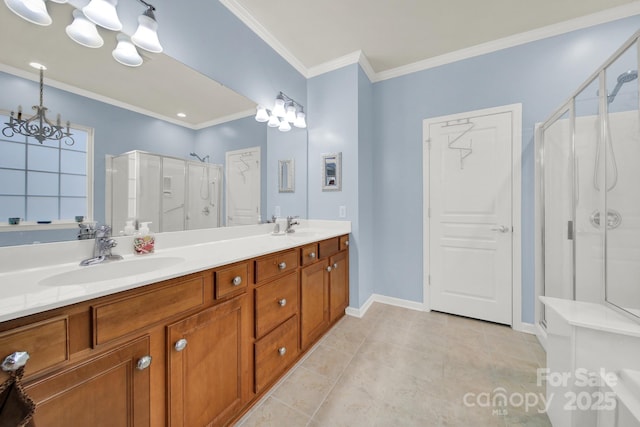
{"left": 255, "top": 105, "right": 269, "bottom": 122}
{"left": 4, "top": 0, "right": 52, "bottom": 26}
{"left": 278, "top": 119, "right": 291, "bottom": 132}
{"left": 131, "top": 6, "right": 162, "bottom": 53}
{"left": 267, "top": 114, "right": 280, "bottom": 128}
{"left": 285, "top": 105, "right": 296, "bottom": 123}
{"left": 293, "top": 111, "right": 307, "bottom": 129}
{"left": 83, "top": 0, "right": 122, "bottom": 31}
{"left": 112, "top": 34, "right": 143, "bottom": 67}
{"left": 66, "top": 9, "right": 104, "bottom": 48}
{"left": 272, "top": 95, "right": 286, "bottom": 118}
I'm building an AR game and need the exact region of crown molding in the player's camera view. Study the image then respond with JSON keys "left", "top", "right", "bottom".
{"left": 219, "top": 0, "right": 308, "bottom": 77}
{"left": 307, "top": 51, "right": 361, "bottom": 78}
{"left": 374, "top": 2, "right": 640, "bottom": 82}
{"left": 357, "top": 52, "right": 376, "bottom": 83}
{"left": 193, "top": 109, "right": 255, "bottom": 130}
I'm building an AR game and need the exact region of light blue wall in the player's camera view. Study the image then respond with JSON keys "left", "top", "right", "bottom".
{"left": 371, "top": 16, "right": 640, "bottom": 323}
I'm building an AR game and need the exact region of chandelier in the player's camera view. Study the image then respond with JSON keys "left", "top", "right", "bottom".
{"left": 2, "top": 64, "right": 74, "bottom": 145}
{"left": 255, "top": 92, "right": 307, "bottom": 132}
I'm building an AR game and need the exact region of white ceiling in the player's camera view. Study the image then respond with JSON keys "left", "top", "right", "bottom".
{"left": 225, "top": 0, "right": 640, "bottom": 76}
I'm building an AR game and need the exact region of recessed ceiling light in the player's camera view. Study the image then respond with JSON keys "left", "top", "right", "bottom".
{"left": 177, "top": 113, "right": 187, "bottom": 118}
{"left": 29, "top": 62, "right": 47, "bottom": 70}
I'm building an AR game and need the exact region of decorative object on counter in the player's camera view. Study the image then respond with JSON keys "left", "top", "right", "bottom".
{"left": 2, "top": 63, "right": 74, "bottom": 145}
{"left": 321, "top": 152, "right": 342, "bottom": 191}
{"left": 36, "top": 220, "right": 52, "bottom": 224}
{"left": 3, "top": 0, "right": 163, "bottom": 67}
{"left": 123, "top": 220, "right": 136, "bottom": 236}
{"left": 75, "top": 215, "right": 84, "bottom": 223}
{"left": 133, "top": 222, "right": 155, "bottom": 254}
{"left": 8, "top": 217, "right": 21, "bottom": 225}
{"left": 255, "top": 91, "right": 307, "bottom": 132}
{"left": 77, "top": 222, "right": 97, "bottom": 240}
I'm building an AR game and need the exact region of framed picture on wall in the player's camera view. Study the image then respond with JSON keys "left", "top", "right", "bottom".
{"left": 321, "top": 152, "right": 341, "bottom": 191}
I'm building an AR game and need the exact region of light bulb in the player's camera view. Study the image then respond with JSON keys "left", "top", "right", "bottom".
{"left": 255, "top": 105, "right": 269, "bottom": 122}
{"left": 4, "top": 0, "right": 52, "bottom": 26}
{"left": 267, "top": 114, "right": 280, "bottom": 128}
{"left": 83, "top": 0, "right": 122, "bottom": 31}
{"left": 66, "top": 9, "right": 104, "bottom": 48}
{"left": 112, "top": 34, "right": 143, "bottom": 67}
{"left": 272, "top": 95, "right": 286, "bottom": 118}
{"left": 293, "top": 111, "right": 307, "bottom": 129}
{"left": 285, "top": 105, "right": 296, "bottom": 123}
{"left": 279, "top": 120, "right": 291, "bottom": 132}
{"left": 131, "top": 7, "right": 162, "bottom": 53}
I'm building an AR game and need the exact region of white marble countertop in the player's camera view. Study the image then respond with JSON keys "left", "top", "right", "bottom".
{"left": 540, "top": 296, "right": 640, "bottom": 338}
{"left": 0, "top": 220, "right": 351, "bottom": 323}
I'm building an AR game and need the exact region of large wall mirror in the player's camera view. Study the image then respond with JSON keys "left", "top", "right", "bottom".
{"left": 0, "top": 2, "right": 308, "bottom": 247}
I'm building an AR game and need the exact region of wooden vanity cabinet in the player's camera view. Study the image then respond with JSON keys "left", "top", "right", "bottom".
{"left": 329, "top": 250, "right": 349, "bottom": 324}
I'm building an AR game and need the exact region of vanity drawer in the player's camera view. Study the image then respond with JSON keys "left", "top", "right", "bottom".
{"left": 255, "top": 249, "right": 298, "bottom": 284}
{"left": 93, "top": 274, "right": 206, "bottom": 345}
{"left": 255, "top": 272, "right": 299, "bottom": 338}
{"left": 0, "top": 316, "right": 69, "bottom": 379}
{"left": 254, "top": 315, "right": 299, "bottom": 393}
{"left": 339, "top": 235, "right": 350, "bottom": 251}
{"left": 300, "top": 243, "right": 319, "bottom": 266}
{"left": 215, "top": 261, "right": 249, "bottom": 299}
{"left": 318, "top": 237, "right": 340, "bottom": 259}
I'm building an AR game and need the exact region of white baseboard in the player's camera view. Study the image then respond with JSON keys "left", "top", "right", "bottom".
{"left": 346, "top": 294, "right": 426, "bottom": 318}
{"left": 514, "top": 321, "right": 537, "bottom": 335}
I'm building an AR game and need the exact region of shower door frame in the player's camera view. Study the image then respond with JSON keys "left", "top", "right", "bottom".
{"left": 536, "top": 29, "right": 640, "bottom": 330}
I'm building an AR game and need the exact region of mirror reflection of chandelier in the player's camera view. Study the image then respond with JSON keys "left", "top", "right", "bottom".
{"left": 2, "top": 63, "right": 75, "bottom": 146}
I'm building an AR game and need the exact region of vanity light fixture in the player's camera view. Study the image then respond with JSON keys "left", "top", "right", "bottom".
{"left": 112, "top": 34, "right": 143, "bottom": 67}
{"left": 255, "top": 91, "right": 307, "bottom": 131}
{"left": 2, "top": 63, "right": 75, "bottom": 145}
{"left": 3, "top": 0, "right": 163, "bottom": 66}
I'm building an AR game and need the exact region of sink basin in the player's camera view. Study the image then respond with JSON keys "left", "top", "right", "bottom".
{"left": 40, "top": 256, "right": 186, "bottom": 286}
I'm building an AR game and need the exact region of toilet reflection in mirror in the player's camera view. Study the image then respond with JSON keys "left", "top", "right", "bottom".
{"left": 278, "top": 159, "right": 294, "bottom": 193}
{"left": 322, "top": 152, "right": 341, "bottom": 191}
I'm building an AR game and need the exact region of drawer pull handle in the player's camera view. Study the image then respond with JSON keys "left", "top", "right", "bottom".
{"left": 345, "top": 240, "right": 349, "bottom": 247}
{"left": 326, "top": 266, "right": 332, "bottom": 272}
{"left": 278, "top": 298, "right": 287, "bottom": 307}
{"left": 1, "top": 351, "right": 29, "bottom": 372}
{"left": 278, "top": 347, "right": 287, "bottom": 356}
{"left": 174, "top": 338, "right": 188, "bottom": 352}
{"left": 278, "top": 262, "right": 287, "bottom": 270}
{"left": 136, "top": 355, "right": 152, "bottom": 371}
{"left": 232, "top": 276, "right": 242, "bottom": 286}
{"left": 309, "top": 252, "right": 316, "bottom": 259}
{"left": 333, "top": 263, "right": 338, "bottom": 269}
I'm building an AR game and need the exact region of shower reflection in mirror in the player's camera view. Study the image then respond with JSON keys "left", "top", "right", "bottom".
{"left": 322, "top": 152, "right": 341, "bottom": 191}
{"left": 278, "top": 159, "right": 294, "bottom": 193}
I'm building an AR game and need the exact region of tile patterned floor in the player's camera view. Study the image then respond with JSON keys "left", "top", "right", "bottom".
{"left": 236, "top": 303, "right": 551, "bottom": 427}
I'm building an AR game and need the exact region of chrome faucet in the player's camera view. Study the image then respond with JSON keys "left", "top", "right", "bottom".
{"left": 80, "top": 225, "right": 123, "bottom": 266}
{"left": 285, "top": 216, "right": 300, "bottom": 233}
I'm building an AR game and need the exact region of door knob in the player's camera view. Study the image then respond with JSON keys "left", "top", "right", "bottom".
{"left": 490, "top": 225, "right": 509, "bottom": 233}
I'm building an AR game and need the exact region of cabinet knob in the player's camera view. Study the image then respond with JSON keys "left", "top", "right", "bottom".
{"left": 333, "top": 263, "right": 338, "bottom": 269}
{"left": 278, "top": 298, "right": 287, "bottom": 307}
{"left": 278, "top": 262, "right": 286, "bottom": 270}
{"left": 174, "top": 338, "right": 188, "bottom": 352}
{"left": 345, "top": 240, "right": 349, "bottom": 247}
{"left": 278, "top": 347, "right": 287, "bottom": 356}
{"left": 326, "top": 266, "right": 332, "bottom": 272}
{"left": 136, "top": 355, "right": 152, "bottom": 371}
{"left": 232, "top": 276, "right": 242, "bottom": 286}
{"left": 1, "top": 351, "right": 29, "bottom": 372}
{"left": 309, "top": 252, "right": 316, "bottom": 259}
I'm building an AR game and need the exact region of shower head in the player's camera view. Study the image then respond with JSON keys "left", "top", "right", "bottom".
{"left": 608, "top": 69, "right": 638, "bottom": 103}
{"left": 189, "top": 152, "right": 209, "bottom": 163}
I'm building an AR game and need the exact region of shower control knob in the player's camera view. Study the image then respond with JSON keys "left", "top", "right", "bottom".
{"left": 490, "top": 225, "right": 509, "bottom": 233}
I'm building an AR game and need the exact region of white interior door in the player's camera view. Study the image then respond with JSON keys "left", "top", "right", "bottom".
{"left": 225, "top": 147, "right": 260, "bottom": 226}
{"left": 425, "top": 107, "right": 518, "bottom": 325}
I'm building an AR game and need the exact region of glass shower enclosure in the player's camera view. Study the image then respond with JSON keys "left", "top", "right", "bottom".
{"left": 107, "top": 150, "right": 222, "bottom": 234}
{"left": 538, "top": 30, "right": 640, "bottom": 325}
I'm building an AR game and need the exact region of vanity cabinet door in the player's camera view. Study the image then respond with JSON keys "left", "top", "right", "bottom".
{"left": 329, "top": 250, "right": 349, "bottom": 324}
{"left": 167, "top": 295, "right": 250, "bottom": 427}
{"left": 300, "top": 261, "right": 330, "bottom": 350}
{"left": 26, "top": 336, "right": 151, "bottom": 427}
